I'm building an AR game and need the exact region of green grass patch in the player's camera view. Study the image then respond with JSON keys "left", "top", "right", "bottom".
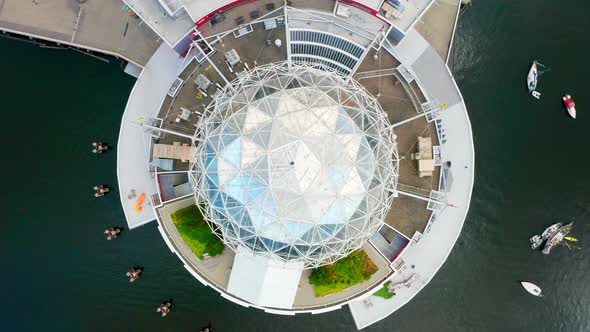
{"left": 309, "top": 250, "right": 378, "bottom": 297}
{"left": 170, "top": 205, "right": 224, "bottom": 260}
{"left": 373, "top": 281, "right": 395, "bottom": 299}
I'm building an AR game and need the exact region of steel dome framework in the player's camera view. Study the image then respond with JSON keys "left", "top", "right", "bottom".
{"left": 190, "top": 62, "right": 399, "bottom": 268}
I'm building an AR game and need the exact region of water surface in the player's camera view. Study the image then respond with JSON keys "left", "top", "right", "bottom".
{"left": 1, "top": 1, "right": 589, "bottom": 330}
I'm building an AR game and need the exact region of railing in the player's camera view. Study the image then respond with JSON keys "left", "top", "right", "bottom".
{"left": 292, "top": 269, "right": 394, "bottom": 311}
{"left": 397, "top": 183, "right": 431, "bottom": 199}
{"left": 155, "top": 207, "right": 229, "bottom": 293}
{"left": 435, "top": 118, "right": 447, "bottom": 144}
{"left": 354, "top": 67, "right": 423, "bottom": 117}
{"left": 354, "top": 67, "right": 396, "bottom": 80}
{"left": 151, "top": 193, "right": 162, "bottom": 207}
{"left": 427, "top": 191, "right": 447, "bottom": 211}
{"left": 394, "top": 69, "right": 423, "bottom": 116}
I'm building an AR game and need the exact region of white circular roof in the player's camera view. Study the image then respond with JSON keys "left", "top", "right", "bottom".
{"left": 191, "top": 62, "right": 398, "bottom": 267}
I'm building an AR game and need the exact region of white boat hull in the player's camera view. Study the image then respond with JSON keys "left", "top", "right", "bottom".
{"left": 568, "top": 107, "right": 576, "bottom": 119}
{"left": 521, "top": 281, "right": 542, "bottom": 297}
{"left": 563, "top": 94, "right": 576, "bottom": 119}
{"left": 527, "top": 62, "right": 538, "bottom": 92}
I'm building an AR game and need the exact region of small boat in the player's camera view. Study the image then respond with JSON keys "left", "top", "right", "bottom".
{"left": 527, "top": 62, "right": 538, "bottom": 93}
{"left": 527, "top": 61, "right": 550, "bottom": 97}
{"left": 564, "top": 236, "right": 578, "bottom": 242}
{"left": 530, "top": 222, "right": 562, "bottom": 249}
{"left": 104, "top": 227, "right": 121, "bottom": 240}
{"left": 541, "top": 223, "right": 562, "bottom": 238}
{"left": 563, "top": 94, "right": 576, "bottom": 119}
{"left": 199, "top": 322, "right": 212, "bottom": 332}
{"left": 94, "top": 185, "right": 110, "bottom": 198}
{"left": 156, "top": 302, "right": 172, "bottom": 317}
{"left": 126, "top": 268, "right": 143, "bottom": 283}
{"left": 521, "top": 281, "right": 543, "bottom": 297}
{"left": 92, "top": 142, "right": 108, "bottom": 154}
{"left": 542, "top": 222, "right": 574, "bottom": 254}
{"left": 530, "top": 235, "right": 543, "bottom": 249}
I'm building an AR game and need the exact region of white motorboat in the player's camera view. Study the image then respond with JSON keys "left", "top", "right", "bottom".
{"left": 563, "top": 94, "right": 576, "bottom": 119}
{"left": 521, "top": 281, "right": 543, "bottom": 297}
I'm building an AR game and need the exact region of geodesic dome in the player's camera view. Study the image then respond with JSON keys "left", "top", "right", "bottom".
{"left": 190, "top": 62, "right": 398, "bottom": 267}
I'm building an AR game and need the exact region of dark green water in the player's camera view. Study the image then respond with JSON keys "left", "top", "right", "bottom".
{"left": 1, "top": 1, "right": 590, "bottom": 331}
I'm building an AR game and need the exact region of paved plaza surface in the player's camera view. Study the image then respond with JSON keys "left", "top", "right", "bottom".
{"left": 0, "top": 0, "right": 160, "bottom": 65}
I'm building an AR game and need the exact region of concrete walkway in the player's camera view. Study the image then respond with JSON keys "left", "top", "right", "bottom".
{"left": 349, "top": 28, "right": 474, "bottom": 330}
{"left": 414, "top": 0, "right": 461, "bottom": 61}
{"left": 0, "top": 0, "right": 160, "bottom": 66}
{"left": 157, "top": 196, "right": 235, "bottom": 289}
{"left": 117, "top": 42, "right": 182, "bottom": 229}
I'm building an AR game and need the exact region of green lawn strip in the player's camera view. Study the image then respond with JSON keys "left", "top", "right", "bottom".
{"left": 170, "top": 205, "right": 224, "bottom": 259}
{"left": 309, "top": 250, "right": 378, "bottom": 297}
{"left": 373, "top": 281, "right": 395, "bottom": 299}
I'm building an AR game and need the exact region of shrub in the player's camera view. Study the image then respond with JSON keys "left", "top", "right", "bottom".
{"left": 373, "top": 281, "right": 395, "bottom": 299}
{"left": 309, "top": 250, "right": 378, "bottom": 297}
{"left": 170, "top": 205, "right": 224, "bottom": 259}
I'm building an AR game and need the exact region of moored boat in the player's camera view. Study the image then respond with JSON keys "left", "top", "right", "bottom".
{"left": 530, "top": 235, "right": 543, "bottom": 249}
{"left": 542, "top": 222, "right": 574, "bottom": 254}
{"left": 527, "top": 62, "right": 538, "bottom": 93}
{"left": 521, "top": 281, "right": 543, "bottom": 297}
{"left": 541, "top": 222, "right": 562, "bottom": 238}
{"left": 563, "top": 94, "right": 576, "bottom": 119}
{"left": 530, "top": 222, "right": 562, "bottom": 249}
{"left": 156, "top": 302, "right": 172, "bottom": 317}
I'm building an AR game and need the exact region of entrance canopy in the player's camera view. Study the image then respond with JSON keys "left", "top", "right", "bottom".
{"left": 227, "top": 246, "right": 304, "bottom": 309}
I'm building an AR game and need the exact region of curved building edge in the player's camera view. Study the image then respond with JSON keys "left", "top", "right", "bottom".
{"left": 349, "top": 32, "right": 475, "bottom": 328}
{"left": 114, "top": 0, "right": 475, "bottom": 327}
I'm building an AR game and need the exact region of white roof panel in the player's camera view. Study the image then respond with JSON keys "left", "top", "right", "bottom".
{"left": 183, "top": 0, "right": 235, "bottom": 21}
{"left": 227, "top": 246, "right": 304, "bottom": 309}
